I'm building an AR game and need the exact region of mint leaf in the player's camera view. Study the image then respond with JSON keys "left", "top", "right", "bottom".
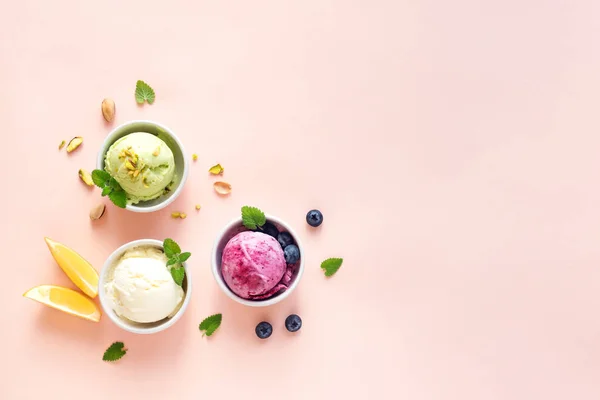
{"left": 179, "top": 252, "right": 191, "bottom": 263}
{"left": 92, "top": 170, "right": 110, "bottom": 187}
{"left": 241, "top": 206, "right": 266, "bottom": 230}
{"left": 108, "top": 190, "right": 127, "bottom": 208}
{"left": 199, "top": 314, "right": 222, "bottom": 337}
{"left": 162, "top": 238, "right": 191, "bottom": 285}
{"left": 109, "top": 177, "right": 122, "bottom": 191}
{"left": 166, "top": 257, "right": 179, "bottom": 267}
{"left": 163, "top": 238, "right": 181, "bottom": 258}
{"left": 102, "top": 341, "right": 127, "bottom": 362}
{"left": 93, "top": 170, "right": 125, "bottom": 207}
{"left": 135, "top": 80, "right": 155, "bottom": 104}
{"left": 170, "top": 267, "right": 185, "bottom": 286}
{"left": 321, "top": 258, "right": 343, "bottom": 277}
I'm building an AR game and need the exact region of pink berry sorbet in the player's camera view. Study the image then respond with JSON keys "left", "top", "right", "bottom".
{"left": 221, "top": 231, "right": 288, "bottom": 299}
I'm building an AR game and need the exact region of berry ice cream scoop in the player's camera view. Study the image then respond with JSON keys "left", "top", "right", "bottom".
{"left": 221, "top": 231, "right": 287, "bottom": 299}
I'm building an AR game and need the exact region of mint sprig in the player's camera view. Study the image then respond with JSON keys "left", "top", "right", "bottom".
{"left": 321, "top": 258, "right": 343, "bottom": 277}
{"left": 170, "top": 267, "right": 185, "bottom": 286}
{"left": 163, "top": 238, "right": 190, "bottom": 286}
{"left": 92, "top": 170, "right": 127, "bottom": 208}
{"left": 163, "top": 238, "right": 181, "bottom": 257}
{"left": 199, "top": 314, "right": 222, "bottom": 337}
{"left": 102, "top": 341, "right": 127, "bottom": 362}
{"left": 135, "top": 80, "right": 155, "bottom": 104}
{"left": 241, "top": 206, "right": 266, "bottom": 230}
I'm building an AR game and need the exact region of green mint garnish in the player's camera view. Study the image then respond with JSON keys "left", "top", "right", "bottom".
{"left": 163, "top": 238, "right": 190, "bottom": 286}
{"left": 170, "top": 267, "right": 185, "bottom": 287}
{"left": 199, "top": 314, "right": 222, "bottom": 337}
{"left": 321, "top": 258, "right": 343, "bottom": 277}
{"left": 102, "top": 341, "right": 127, "bottom": 362}
{"left": 179, "top": 252, "right": 191, "bottom": 262}
{"left": 241, "top": 206, "right": 266, "bottom": 230}
{"left": 166, "top": 258, "right": 179, "bottom": 267}
{"left": 92, "top": 169, "right": 127, "bottom": 208}
{"left": 135, "top": 80, "right": 155, "bottom": 104}
{"left": 163, "top": 238, "right": 181, "bottom": 257}
{"left": 92, "top": 169, "right": 110, "bottom": 186}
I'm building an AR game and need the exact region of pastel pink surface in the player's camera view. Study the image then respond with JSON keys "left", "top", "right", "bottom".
{"left": 221, "top": 231, "right": 286, "bottom": 299}
{"left": 2, "top": 1, "right": 600, "bottom": 399}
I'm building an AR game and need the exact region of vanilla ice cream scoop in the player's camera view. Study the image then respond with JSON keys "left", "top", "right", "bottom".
{"left": 104, "top": 246, "right": 184, "bottom": 323}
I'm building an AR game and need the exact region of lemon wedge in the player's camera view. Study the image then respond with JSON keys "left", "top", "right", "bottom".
{"left": 23, "top": 285, "right": 101, "bottom": 322}
{"left": 45, "top": 237, "right": 99, "bottom": 298}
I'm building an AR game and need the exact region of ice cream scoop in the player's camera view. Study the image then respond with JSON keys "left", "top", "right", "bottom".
{"left": 104, "top": 132, "right": 175, "bottom": 204}
{"left": 221, "top": 231, "right": 288, "bottom": 299}
{"left": 104, "top": 246, "right": 184, "bottom": 323}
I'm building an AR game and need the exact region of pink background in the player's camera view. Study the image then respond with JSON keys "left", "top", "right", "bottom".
{"left": 2, "top": 0, "right": 600, "bottom": 399}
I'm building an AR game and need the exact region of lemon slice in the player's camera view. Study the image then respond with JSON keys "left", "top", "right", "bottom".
{"left": 45, "top": 237, "right": 99, "bottom": 298}
{"left": 23, "top": 285, "right": 101, "bottom": 322}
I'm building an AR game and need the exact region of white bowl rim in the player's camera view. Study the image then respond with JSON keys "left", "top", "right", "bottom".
{"left": 211, "top": 214, "right": 305, "bottom": 307}
{"left": 98, "top": 238, "right": 193, "bottom": 334}
{"left": 96, "top": 120, "right": 189, "bottom": 213}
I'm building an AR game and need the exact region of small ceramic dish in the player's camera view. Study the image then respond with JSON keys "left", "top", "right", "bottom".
{"left": 96, "top": 120, "right": 189, "bottom": 213}
{"left": 211, "top": 215, "right": 304, "bottom": 307}
{"left": 98, "top": 239, "right": 192, "bottom": 334}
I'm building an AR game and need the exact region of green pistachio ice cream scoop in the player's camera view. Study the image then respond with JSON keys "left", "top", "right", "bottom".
{"left": 104, "top": 132, "right": 176, "bottom": 204}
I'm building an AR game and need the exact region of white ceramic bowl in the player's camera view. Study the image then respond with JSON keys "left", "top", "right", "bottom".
{"left": 97, "top": 120, "right": 189, "bottom": 213}
{"left": 211, "top": 215, "right": 305, "bottom": 307}
{"left": 98, "top": 239, "right": 192, "bottom": 334}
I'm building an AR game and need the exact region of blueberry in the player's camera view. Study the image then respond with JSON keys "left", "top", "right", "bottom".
{"left": 255, "top": 321, "right": 273, "bottom": 339}
{"left": 260, "top": 222, "right": 279, "bottom": 238}
{"left": 277, "top": 231, "right": 294, "bottom": 248}
{"left": 284, "top": 244, "right": 300, "bottom": 264}
{"left": 306, "top": 210, "right": 323, "bottom": 227}
{"left": 285, "top": 314, "right": 302, "bottom": 332}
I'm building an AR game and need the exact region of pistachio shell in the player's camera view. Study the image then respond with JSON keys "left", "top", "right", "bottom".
{"left": 101, "top": 98, "right": 115, "bottom": 122}
{"left": 213, "top": 181, "right": 231, "bottom": 195}
{"left": 89, "top": 204, "right": 106, "bottom": 220}
{"left": 78, "top": 169, "right": 94, "bottom": 186}
{"left": 66, "top": 137, "right": 83, "bottom": 153}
